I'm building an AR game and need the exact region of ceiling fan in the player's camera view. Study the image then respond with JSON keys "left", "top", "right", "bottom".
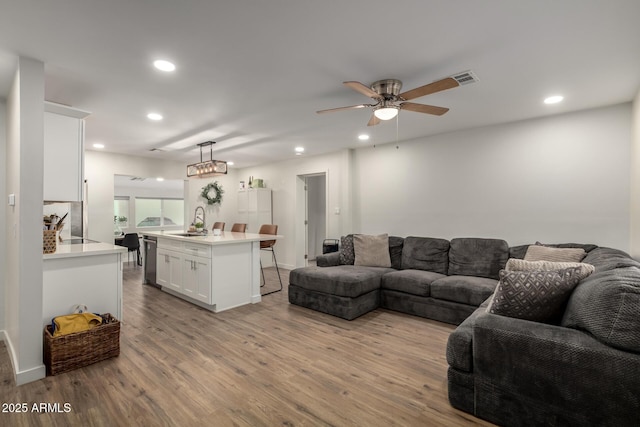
{"left": 317, "top": 76, "right": 462, "bottom": 126}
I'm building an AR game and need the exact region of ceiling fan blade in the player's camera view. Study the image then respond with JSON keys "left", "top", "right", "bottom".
{"left": 316, "top": 104, "right": 370, "bottom": 114}
{"left": 367, "top": 114, "right": 381, "bottom": 126}
{"left": 398, "top": 77, "right": 459, "bottom": 101}
{"left": 400, "top": 102, "right": 449, "bottom": 116}
{"left": 344, "top": 81, "right": 382, "bottom": 99}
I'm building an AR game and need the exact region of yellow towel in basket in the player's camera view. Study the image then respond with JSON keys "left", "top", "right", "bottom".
{"left": 52, "top": 313, "right": 103, "bottom": 337}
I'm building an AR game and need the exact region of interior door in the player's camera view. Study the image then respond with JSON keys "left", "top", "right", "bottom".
{"left": 305, "top": 174, "right": 327, "bottom": 262}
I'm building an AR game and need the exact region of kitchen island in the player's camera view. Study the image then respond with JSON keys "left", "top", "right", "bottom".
{"left": 144, "top": 231, "right": 282, "bottom": 312}
{"left": 43, "top": 241, "right": 127, "bottom": 326}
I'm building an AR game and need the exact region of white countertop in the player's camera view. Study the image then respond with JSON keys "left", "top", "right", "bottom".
{"left": 144, "top": 230, "right": 283, "bottom": 245}
{"left": 43, "top": 241, "right": 127, "bottom": 260}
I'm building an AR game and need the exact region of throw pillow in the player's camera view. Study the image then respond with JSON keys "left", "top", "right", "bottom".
{"left": 353, "top": 234, "right": 392, "bottom": 268}
{"left": 505, "top": 258, "right": 595, "bottom": 280}
{"left": 486, "top": 267, "right": 583, "bottom": 322}
{"left": 524, "top": 245, "right": 586, "bottom": 263}
{"left": 339, "top": 234, "right": 355, "bottom": 265}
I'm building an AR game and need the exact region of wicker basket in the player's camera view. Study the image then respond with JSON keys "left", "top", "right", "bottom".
{"left": 43, "top": 313, "right": 120, "bottom": 376}
{"left": 43, "top": 230, "right": 57, "bottom": 254}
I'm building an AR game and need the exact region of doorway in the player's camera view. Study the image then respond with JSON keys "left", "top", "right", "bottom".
{"left": 295, "top": 172, "right": 327, "bottom": 267}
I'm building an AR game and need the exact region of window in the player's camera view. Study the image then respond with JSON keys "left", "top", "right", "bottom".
{"left": 114, "top": 197, "right": 130, "bottom": 227}
{"left": 135, "top": 198, "right": 184, "bottom": 228}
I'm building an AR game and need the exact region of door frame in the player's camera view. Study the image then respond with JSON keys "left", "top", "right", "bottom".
{"left": 295, "top": 171, "right": 328, "bottom": 268}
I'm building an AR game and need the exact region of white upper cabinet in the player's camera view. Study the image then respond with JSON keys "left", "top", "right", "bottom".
{"left": 43, "top": 102, "right": 90, "bottom": 201}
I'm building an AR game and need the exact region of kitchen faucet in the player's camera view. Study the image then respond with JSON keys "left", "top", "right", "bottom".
{"left": 193, "top": 206, "right": 206, "bottom": 230}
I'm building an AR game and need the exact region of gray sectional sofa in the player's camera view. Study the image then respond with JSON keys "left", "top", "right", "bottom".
{"left": 288, "top": 235, "right": 640, "bottom": 426}
{"left": 289, "top": 236, "right": 509, "bottom": 323}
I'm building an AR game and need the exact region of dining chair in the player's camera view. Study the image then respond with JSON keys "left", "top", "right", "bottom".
{"left": 122, "top": 233, "right": 142, "bottom": 266}
{"left": 258, "top": 224, "right": 282, "bottom": 295}
{"left": 231, "top": 223, "right": 247, "bottom": 232}
{"left": 212, "top": 222, "right": 225, "bottom": 231}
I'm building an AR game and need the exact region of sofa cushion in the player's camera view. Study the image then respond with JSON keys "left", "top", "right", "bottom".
{"left": 401, "top": 236, "right": 449, "bottom": 274}
{"left": 561, "top": 266, "right": 640, "bottom": 353}
{"left": 381, "top": 269, "right": 446, "bottom": 296}
{"left": 430, "top": 275, "right": 498, "bottom": 306}
{"left": 448, "top": 238, "right": 509, "bottom": 280}
{"left": 339, "top": 234, "right": 355, "bottom": 265}
{"left": 581, "top": 247, "right": 640, "bottom": 272}
{"left": 487, "top": 267, "right": 584, "bottom": 322}
{"left": 505, "top": 258, "right": 595, "bottom": 277}
{"left": 524, "top": 245, "right": 587, "bottom": 263}
{"left": 289, "top": 265, "right": 392, "bottom": 298}
{"left": 354, "top": 234, "right": 391, "bottom": 267}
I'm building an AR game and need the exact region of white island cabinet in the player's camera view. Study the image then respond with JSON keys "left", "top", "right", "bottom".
{"left": 149, "top": 231, "right": 282, "bottom": 313}
{"left": 43, "top": 242, "right": 126, "bottom": 326}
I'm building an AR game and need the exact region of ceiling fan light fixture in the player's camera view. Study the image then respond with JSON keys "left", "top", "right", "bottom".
{"left": 374, "top": 106, "right": 399, "bottom": 121}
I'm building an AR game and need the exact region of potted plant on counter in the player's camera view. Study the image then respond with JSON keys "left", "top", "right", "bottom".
{"left": 194, "top": 222, "right": 204, "bottom": 233}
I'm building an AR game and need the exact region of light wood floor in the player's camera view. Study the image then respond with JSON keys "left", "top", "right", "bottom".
{"left": 0, "top": 263, "right": 494, "bottom": 426}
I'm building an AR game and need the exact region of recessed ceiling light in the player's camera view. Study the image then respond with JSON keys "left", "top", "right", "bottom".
{"left": 153, "top": 60, "right": 175, "bottom": 72}
{"left": 227, "top": 161, "right": 234, "bottom": 166}
{"left": 156, "top": 177, "right": 164, "bottom": 182}
{"left": 92, "top": 143, "right": 105, "bottom": 149}
{"left": 147, "top": 112, "right": 163, "bottom": 121}
{"left": 544, "top": 95, "right": 564, "bottom": 105}
{"left": 295, "top": 146, "right": 305, "bottom": 153}
{"left": 358, "top": 134, "right": 370, "bottom": 141}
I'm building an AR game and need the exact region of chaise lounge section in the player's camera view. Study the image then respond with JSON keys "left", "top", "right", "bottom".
{"left": 289, "top": 235, "right": 509, "bottom": 324}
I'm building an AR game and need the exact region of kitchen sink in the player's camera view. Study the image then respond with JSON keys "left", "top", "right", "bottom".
{"left": 173, "top": 232, "right": 208, "bottom": 237}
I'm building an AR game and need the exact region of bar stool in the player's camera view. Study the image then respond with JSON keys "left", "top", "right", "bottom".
{"left": 258, "top": 224, "right": 282, "bottom": 295}
{"left": 212, "top": 222, "right": 225, "bottom": 231}
{"left": 122, "top": 233, "right": 142, "bottom": 266}
{"left": 231, "top": 223, "right": 247, "bottom": 232}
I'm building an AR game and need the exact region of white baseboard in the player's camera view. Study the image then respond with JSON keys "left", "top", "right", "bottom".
{"left": 0, "top": 329, "right": 46, "bottom": 386}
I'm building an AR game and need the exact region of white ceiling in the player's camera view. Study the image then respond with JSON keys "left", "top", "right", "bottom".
{"left": 1, "top": 1, "right": 639, "bottom": 169}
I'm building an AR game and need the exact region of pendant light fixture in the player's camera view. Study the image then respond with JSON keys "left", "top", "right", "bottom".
{"left": 186, "top": 141, "right": 228, "bottom": 177}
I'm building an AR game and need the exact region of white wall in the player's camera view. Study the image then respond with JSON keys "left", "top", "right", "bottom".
{"left": 0, "top": 101, "right": 6, "bottom": 331}
{"left": 353, "top": 103, "right": 632, "bottom": 249}
{"left": 237, "top": 103, "right": 632, "bottom": 269}
{"left": 236, "top": 149, "right": 352, "bottom": 269}
{"left": 86, "top": 102, "right": 634, "bottom": 270}
{"left": 84, "top": 151, "right": 185, "bottom": 243}
{"left": 187, "top": 171, "right": 239, "bottom": 231}
{"left": 630, "top": 89, "right": 640, "bottom": 259}
{"left": 3, "top": 57, "right": 46, "bottom": 385}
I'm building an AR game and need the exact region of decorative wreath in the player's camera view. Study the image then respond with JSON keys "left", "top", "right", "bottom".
{"left": 201, "top": 181, "right": 224, "bottom": 205}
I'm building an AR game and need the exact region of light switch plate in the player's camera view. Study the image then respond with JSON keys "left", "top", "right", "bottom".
{"left": 8, "top": 194, "right": 15, "bottom": 206}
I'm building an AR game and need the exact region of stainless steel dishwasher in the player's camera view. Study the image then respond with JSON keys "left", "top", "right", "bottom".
{"left": 143, "top": 235, "right": 159, "bottom": 287}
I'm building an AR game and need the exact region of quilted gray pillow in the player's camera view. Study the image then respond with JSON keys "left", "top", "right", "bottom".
{"left": 487, "top": 267, "right": 584, "bottom": 322}
{"left": 339, "top": 235, "right": 355, "bottom": 265}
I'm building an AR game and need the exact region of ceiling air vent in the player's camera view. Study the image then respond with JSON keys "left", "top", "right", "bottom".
{"left": 451, "top": 70, "right": 479, "bottom": 86}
